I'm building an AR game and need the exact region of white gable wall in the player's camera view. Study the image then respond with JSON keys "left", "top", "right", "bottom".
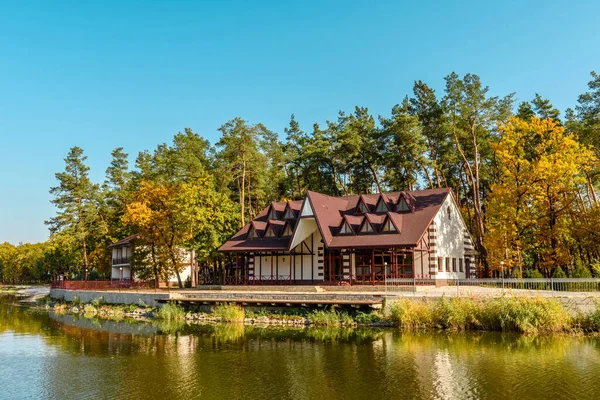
{"left": 300, "top": 197, "right": 314, "bottom": 217}
{"left": 431, "top": 195, "right": 467, "bottom": 279}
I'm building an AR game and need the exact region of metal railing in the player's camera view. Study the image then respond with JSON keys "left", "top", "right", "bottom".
{"left": 385, "top": 276, "right": 436, "bottom": 294}
{"left": 448, "top": 278, "right": 600, "bottom": 292}
{"left": 111, "top": 257, "right": 130, "bottom": 265}
{"left": 384, "top": 277, "right": 600, "bottom": 294}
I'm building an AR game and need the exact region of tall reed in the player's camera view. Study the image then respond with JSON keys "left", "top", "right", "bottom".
{"left": 213, "top": 303, "right": 245, "bottom": 323}
{"left": 387, "top": 296, "right": 571, "bottom": 334}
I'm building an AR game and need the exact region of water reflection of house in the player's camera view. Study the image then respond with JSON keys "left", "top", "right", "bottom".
{"left": 108, "top": 235, "right": 195, "bottom": 285}
{"left": 219, "top": 188, "right": 476, "bottom": 285}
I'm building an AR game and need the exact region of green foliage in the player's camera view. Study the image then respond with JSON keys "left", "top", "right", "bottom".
{"left": 90, "top": 297, "right": 104, "bottom": 307}
{"left": 573, "top": 262, "right": 592, "bottom": 278}
{"left": 155, "top": 303, "right": 185, "bottom": 321}
{"left": 591, "top": 260, "right": 600, "bottom": 277}
{"left": 552, "top": 267, "right": 567, "bottom": 278}
{"left": 72, "top": 296, "right": 80, "bottom": 305}
{"left": 308, "top": 308, "right": 354, "bottom": 326}
{"left": 354, "top": 311, "right": 382, "bottom": 324}
{"left": 528, "top": 269, "right": 544, "bottom": 279}
{"left": 2, "top": 69, "right": 595, "bottom": 281}
{"left": 83, "top": 304, "right": 97, "bottom": 315}
{"left": 212, "top": 303, "right": 245, "bottom": 323}
{"left": 88, "top": 270, "right": 101, "bottom": 281}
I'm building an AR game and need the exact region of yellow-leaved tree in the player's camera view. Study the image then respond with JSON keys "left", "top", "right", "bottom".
{"left": 485, "top": 117, "right": 598, "bottom": 276}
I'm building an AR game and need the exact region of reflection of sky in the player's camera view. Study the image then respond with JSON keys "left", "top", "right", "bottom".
{"left": 0, "top": 332, "right": 57, "bottom": 399}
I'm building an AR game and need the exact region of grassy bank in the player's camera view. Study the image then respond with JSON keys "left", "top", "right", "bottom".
{"left": 40, "top": 294, "right": 600, "bottom": 334}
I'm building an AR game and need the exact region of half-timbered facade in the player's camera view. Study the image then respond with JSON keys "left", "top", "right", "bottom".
{"left": 218, "top": 188, "right": 475, "bottom": 285}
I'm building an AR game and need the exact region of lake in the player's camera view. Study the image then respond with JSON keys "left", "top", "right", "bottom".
{"left": 1, "top": 294, "right": 600, "bottom": 399}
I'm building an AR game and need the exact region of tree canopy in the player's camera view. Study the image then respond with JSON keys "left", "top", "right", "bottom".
{"left": 4, "top": 70, "right": 600, "bottom": 284}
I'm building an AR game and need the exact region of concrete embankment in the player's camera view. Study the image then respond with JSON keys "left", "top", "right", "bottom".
{"left": 48, "top": 286, "right": 600, "bottom": 315}
{"left": 50, "top": 288, "right": 170, "bottom": 307}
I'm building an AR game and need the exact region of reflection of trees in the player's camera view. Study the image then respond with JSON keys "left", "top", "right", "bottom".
{"left": 5, "top": 295, "right": 600, "bottom": 399}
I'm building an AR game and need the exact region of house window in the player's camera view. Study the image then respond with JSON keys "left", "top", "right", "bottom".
{"left": 339, "top": 221, "right": 353, "bottom": 235}
{"left": 247, "top": 226, "right": 259, "bottom": 239}
{"left": 438, "top": 257, "right": 443, "bottom": 272}
{"left": 375, "top": 198, "right": 388, "bottom": 213}
{"left": 357, "top": 200, "right": 369, "bottom": 214}
{"left": 283, "top": 207, "right": 294, "bottom": 219}
{"left": 381, "top": 218, "right": 397, "bottom": 233}
{"left": 445, "top": 257, "right": 450, "bottom": 272}
{"left": 452, "top": 258, "right": 457, "bottom": 272}
{"left": 397, "top": 198, "right": 409, "bottom": 212}
{"left": 268, "top": 208, "right": 278, "bottom": 220}
{"left": 264, "top": 226, "right": 277, "bottom": 238}
{"left": 447, "top": 206, "right": 451, "bottom": 220}
{"left": 282, "top": 224, "right": 293, "bottom": 237}
{"left": 459, "top": 258, "right": 464, "bottom": 273}
{"left": 359, "top": 221, "right": 374, "bottom": 233}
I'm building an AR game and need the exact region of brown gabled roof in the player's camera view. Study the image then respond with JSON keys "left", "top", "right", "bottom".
{"left": 218, "top": 187, "right": 453, "bottom": 252}
{"left": 108, "top": 234, "right": 139, "bottom": 248}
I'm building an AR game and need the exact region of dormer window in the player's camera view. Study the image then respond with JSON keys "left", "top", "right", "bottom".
{"left": 282, "top": 224, "right": 293, "bottom": 237}
{"left": 283, "top": 206, "right": 294, "bottom": 219}
{"left": 356, "top": 199, "right": 369, "bottom": 214}
{"left": 268, "top": 207, "right": 278, "bottom": 220}
{"left": 381, "top": 218, "right": 397, "bottom": 233}
{"left": 264, "top": 225, "right": 277, "bottom": 238}
{"left": 339, "top": 220, "right": 353, "bottom": 235}
{"left": 359, "top": 220, "right": 375, "bottom": 234}
{"left": 397, "top": 197, "right": 409, "bottom": 212}
{"left": 375, "top": 197, "right": 389, "bottom": 213}
{"left": 247, "top": 226, "right": 260, "bottom": 239}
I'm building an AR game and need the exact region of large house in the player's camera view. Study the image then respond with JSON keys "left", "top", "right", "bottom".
{"left": 109, "top": 235, "right": 196, "bottom": 286}
{"left": 218, "top": 188, "right": 476, "bottom": 285}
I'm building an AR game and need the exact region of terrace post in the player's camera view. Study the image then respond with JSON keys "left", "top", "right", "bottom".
{"left": 371, "top": 249, "right": 375, "bottom": 286}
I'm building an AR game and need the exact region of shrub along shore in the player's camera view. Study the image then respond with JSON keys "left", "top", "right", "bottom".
{"left": 42, "top": 295, "right": 600, "bottom": 334}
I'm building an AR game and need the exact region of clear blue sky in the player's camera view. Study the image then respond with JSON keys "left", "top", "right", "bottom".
{"left": 1, "top": 0, "right": 599, "bottom": 244}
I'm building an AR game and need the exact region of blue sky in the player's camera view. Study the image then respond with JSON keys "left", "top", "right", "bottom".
{"left": 1, "top": 0, "right": 599, "bottom": 244}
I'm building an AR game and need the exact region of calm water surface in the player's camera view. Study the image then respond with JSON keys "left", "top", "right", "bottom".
{"left": 1, "top": 295, "right": 600, "bottom": 400}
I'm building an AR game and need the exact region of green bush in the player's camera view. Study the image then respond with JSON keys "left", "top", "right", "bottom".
{"left": 213, "top": 303, "right": 245, "bottom": 323}
{"left": 527, "top": 269, "right": 544, "bottom": 279}
{"left": 355, "top": 311, "right": 382, "bottom": 324}
{"left": 184, "top": 275, "right": 192, "bottom": 288}
{"left": 155, "top": 302, "right": 185, "bottom": 320}
{"left": 573, "top": 263, "right": 592, "bottom": 278}
{"left": 552, "top": 267, "right": 567, "bottom": 278}
{"left": 88, "top": 270, "right": 101, "bottom": 281}
{"left": 590, "top": 260, "right": 600, "bottom": 277}
{"left": 72, "top": 296, "right": 80, "bottom": 305}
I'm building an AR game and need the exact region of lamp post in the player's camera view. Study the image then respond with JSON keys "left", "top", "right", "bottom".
{"left": 500, "top": 261, "right": 505, "bottom": 289}
{"left": 119, "top": 267, "right": 123, "bottom": 281}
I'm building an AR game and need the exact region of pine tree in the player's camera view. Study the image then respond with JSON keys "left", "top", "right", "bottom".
{"left": 532, "top": 93, "right": 560, "bottom": 121}
{"left": 46, "top": 147, "right": 99, "bottom": 279}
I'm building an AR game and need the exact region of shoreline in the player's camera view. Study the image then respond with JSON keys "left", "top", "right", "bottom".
{"left": 30, "top": 293, "right": 600, "bottom": 335}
